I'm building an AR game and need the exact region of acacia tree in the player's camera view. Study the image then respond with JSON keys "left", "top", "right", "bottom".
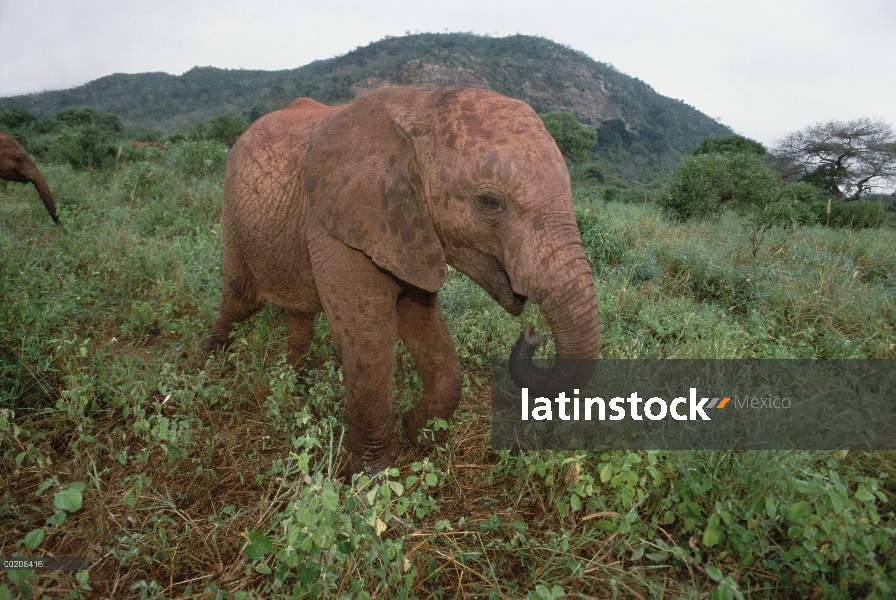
{"left": 771, "top": 118, "right": 896, "bottom": 201}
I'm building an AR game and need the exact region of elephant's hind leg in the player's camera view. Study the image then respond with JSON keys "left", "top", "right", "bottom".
{"left": 287, "top": 310, "right": 316, "bottom": 367}
{"left": 202, "top": 270, "right": 261, "bottom": 355}
{"left": 397, "top": 289, "right": 463, "bottom": 450}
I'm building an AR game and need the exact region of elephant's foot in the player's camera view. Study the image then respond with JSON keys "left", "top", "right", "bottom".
{"left": 402, "top": 408, "right": 449, "bottom": 451}
{"left": 199, "top": 332, "right": 232, "bottom": 357}
{"left": 337, "top": 450, "right": 395, "bottom": 483}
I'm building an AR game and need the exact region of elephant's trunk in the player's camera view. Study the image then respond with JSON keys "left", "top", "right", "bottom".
{"left": 509, "top": 251, "right": 600, "bottom": 393}
{"left": 30, "top": 171, "right": 59, "bottom": 223}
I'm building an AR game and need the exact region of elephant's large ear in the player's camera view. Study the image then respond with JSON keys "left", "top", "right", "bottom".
{"left": 303, "top": 93, "right": 445, "bottom": 292}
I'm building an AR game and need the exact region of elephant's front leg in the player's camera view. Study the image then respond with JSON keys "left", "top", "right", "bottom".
{"left": 397, "top": 288, "right": 463, "bottom": 449}
{"left": 310, "top": 237, "right": 402, "bottom": 476}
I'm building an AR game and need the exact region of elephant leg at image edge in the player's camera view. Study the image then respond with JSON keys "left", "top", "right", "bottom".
{"left": 397, "top": 289, "right": 463, "bottom": 449}
{"left": 310, "top": 236, "right": 402, "bottom": 476}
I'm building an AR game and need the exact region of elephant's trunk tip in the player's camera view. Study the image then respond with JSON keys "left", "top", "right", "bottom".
{"left": 512, "top": 325, "right": 545, "bottom": 360}
{"left": 508, "top": 324, "right": 550, "bottom": 390}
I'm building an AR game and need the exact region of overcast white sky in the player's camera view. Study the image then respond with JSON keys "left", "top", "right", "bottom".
{"left": 1, "top": 0, "right": 894, "bottom": 146}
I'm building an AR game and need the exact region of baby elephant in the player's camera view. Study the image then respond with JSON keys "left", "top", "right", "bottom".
{"left": 0, "top": 132, "right": 59, "bottom": 223}
{"left": 203, "top": 87, "right": 600, "bottom": 475}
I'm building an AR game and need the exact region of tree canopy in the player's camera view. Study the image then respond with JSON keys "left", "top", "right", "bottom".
{"left": 693, "top": 134, "right": 766, "bottom": 157}
{"left": 539, "top": 110, "right": 597, "bottom": 163}
{"left": 659, "top": 152, "right": 780, "bottom": 221}
{"left": 771, "top": 118, "right": 896, "bottom": 201}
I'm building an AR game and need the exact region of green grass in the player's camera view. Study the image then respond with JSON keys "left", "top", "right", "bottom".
{"left": 1, "top": 151, "right": 894, "bottom": 598}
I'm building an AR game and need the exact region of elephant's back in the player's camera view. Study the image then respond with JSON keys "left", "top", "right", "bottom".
{"left": 225, "top": 100, "right": 341, "bottom": 227}
{"left": 221, "top": 100, "right": 341, "bottom": 313}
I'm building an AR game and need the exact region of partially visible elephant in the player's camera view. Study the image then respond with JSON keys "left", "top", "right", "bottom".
{"left": 0, "top": 132, "right": 59, "bottom": 223}
{"left": 203, "top": 87, "right": 601, "bottom": 475}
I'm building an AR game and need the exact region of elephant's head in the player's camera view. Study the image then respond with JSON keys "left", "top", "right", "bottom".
{"left": 304, "top": 87, "right": 600, "bottom": 381}
{"left": 0, "top": 132, "right": 59, "bottom": 223}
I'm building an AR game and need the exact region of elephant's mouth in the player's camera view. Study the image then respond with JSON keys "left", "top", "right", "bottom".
{"left": 448, "top": 253, "right": 527, "bottom": 315}
{"left": 493, "top": 266, "right": 527, "bottom": 316}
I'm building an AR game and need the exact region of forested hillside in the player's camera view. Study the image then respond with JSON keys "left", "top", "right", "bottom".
{"left": 1, "top": 33, "right": 731, "bottom": 181}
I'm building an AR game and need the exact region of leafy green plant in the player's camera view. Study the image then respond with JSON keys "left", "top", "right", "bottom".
{"left": 659, "top": 151, "right": 780, "bottom": 221}
{"left": 575, "top": 207, "right": 626, "bottom": 271}
{"left": 166, "top": 140, "right": 229, "bottom": 178}
{"left": 33, "top": 108, "right": 124, "bottom": 170}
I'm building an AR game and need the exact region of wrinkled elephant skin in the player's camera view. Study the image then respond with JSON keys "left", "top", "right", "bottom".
{"left": 0, "top": 132, "right": 59, "bottom": 223}
{"left": 203, "top": 88, "right": 600, "bottom": 476}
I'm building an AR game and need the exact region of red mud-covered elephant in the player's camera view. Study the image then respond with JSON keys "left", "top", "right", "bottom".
{"left": 202, "top": 88, "right": 601, "bottom": 475}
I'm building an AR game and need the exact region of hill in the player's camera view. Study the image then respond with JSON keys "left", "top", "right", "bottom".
{"left": 1, "top": 33, "right": 732, "bottom": 181}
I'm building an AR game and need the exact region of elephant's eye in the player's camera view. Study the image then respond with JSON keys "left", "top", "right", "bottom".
{"left": 475, "top": 193, "right": 504, "bottom": 213}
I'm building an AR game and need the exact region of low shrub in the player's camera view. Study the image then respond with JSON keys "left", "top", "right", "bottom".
{"left": 166, "top": 140, "right": 229, "bottom": 179}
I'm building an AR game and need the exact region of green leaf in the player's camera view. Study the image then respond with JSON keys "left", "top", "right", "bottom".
{"left": 828, "top": 490, "right": 845, "bottom": 514}
{"left": 569, "top": 493, "right": 581, "bottom": 512}
{"left": 424, "top": 473, "right": 438, "bottom": 486}
{"left": 296, "top": 561, "right": 317, "bottom": 583}
{"left": 34, "top": 478, "right": 56, "bottom": 497}
{"left": 321, "top": 487, "right": 338, "bottom": 511}
{"left": 312, "top": 525, "right": 331, "bottom": 547}
{"left": 23, "top": 528, "right": 45, "bottom": 550}
{"left": 854, "top": 486, "right": 874, "bottom": 503}
{"left": 764, "top": 497, "right": 777, "bottom": 519}
{"left": 787, "top": 501, "right": 812, "bottom": 521}
{"left": 388, "top": 481, "right": 404, "bottom": 496}
{"left": 244, "top": 530, "right": 273, "bottom": 560}
{"left": 46, "top": 511, "right": 67, "bottom": 526}
{"left": 54, "top": 488, "right": 83, "bottom": 512}
{"left": 600, "top": 463, "right": 612, "bottom": 483}
{"left": 703, "top": 526, "right": 723, "bottom": 548}
{"left": 705, "top": 564, "right": 723, "bottom": 582}
{"left": 6, "top": 568, "right": 33, "bottom": 584}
